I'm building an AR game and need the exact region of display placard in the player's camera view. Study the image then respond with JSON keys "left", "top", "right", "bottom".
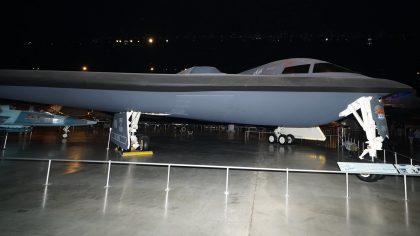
{"left": 337, "top": 162, "right": 398, "bottom": 174}
{"left": 394, "top": 164, "right": 420, "bottom": 175}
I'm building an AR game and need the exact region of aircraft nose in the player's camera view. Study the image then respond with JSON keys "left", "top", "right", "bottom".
{"left": 64, "top": 117, "right": 97, "bottom": 126}
{"left": 86, "top": 120, "right": 97, "bottom": 125}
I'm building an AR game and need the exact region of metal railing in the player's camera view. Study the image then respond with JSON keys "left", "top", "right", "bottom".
{"left": 1, "top": 157, "right": 418, "bottom": 201}
{"left": 340, "top": 134, "right": 420, "bottom": 165}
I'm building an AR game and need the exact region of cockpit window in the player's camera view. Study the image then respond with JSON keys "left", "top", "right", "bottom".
{"left": 313, "top": 63, "right": 353, "bottom": 73}
{"left": 282, "top": 64, "right": 310, "bottom": 74}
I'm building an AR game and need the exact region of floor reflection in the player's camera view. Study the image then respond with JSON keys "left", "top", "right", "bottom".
{"left": 103, "top": 187, "right": 109, "bottom": 215}
{"left": 164, "top": 190, "right": 169, "bottom": 219}
{"left": 41, "top": 186, "right": 48, "bottom": 210}
{"left": 405, "top": 200, "right": 409, "bottom": 227}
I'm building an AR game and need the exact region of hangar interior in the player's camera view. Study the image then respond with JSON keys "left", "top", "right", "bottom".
{"left": 0, "top": 126, "right": 419, "bottom": 236}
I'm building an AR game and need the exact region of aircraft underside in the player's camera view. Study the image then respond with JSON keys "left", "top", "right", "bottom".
{"left": 0, "top": 86, "right": 385, "bottom": 127}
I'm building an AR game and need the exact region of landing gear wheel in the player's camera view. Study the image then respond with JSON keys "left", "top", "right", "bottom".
{"left": 286, "top": 134, "right": 295, "bottom": 144}
{"left": 268, "top": 134, "right": 276, "bottom": 144}
{"left": 62, "top": 133, "right": 68, "bottom": 138}
{"left": 278, "top": 135, "right": 287, "bottom": 145}
{"left": 137, "top": 135, "right": 150, "bottom": 151}
{"left": 356, "top": 174, "right": 383, "bottom": 182}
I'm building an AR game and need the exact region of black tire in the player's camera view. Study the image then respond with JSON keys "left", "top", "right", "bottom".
{"left": 268, "top": 134, "right": 276, "bottom": 144}
{"left": 286, "top": 134, "right": 295, "bottom": 144}
{"left": 139, "top": 136, "right": 150, "bottom": 151}
{"left": 278, "top": 135, "right": 287, "bottom": 145}
{"left": 356, "top": 174, "right": 383, "bottom": 182}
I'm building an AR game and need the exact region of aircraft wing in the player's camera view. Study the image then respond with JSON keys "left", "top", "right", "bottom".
{"left": 0, "top": 69, "right": 413, "bottom": 127}
{"left": 0, "top": 69, "right": 411, "bottom": 93}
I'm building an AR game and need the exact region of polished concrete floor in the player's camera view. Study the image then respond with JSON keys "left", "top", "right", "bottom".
{"left": 0, "top": 127, "right": 419, "bottom": 236}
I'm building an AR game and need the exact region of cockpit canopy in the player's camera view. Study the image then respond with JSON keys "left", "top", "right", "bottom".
{"left": 178, "top": 66, "right": 223, "bottom": 74}
{"left": 240, "top": 58, "right": 361, "bottom": 77}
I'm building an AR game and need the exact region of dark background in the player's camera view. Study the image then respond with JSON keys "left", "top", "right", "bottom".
{"left": 0, "top": 1, "right": 419, "bottom": 92}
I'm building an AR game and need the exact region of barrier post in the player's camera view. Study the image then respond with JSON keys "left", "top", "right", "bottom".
{"left": 404, "top": 175, "right": 408, "bottom": 201}
{"left": 286, "top": 168, "right": 289, "bottom": 197}
{"left": 106, "top": 128, "right": 112, "bottom": 150}
{"left": 394, "top": 152, "right": 398, "bottom": 165}
{"left": 2, "top": 133, "right": 8, "bottom": 150}
{"left": 410, "top": 159, "right": 413, "bottom": 166}
{"left": 44, "top": 160, "right": 52, "bottom": 186}
{"left": 346, "top": 172, "right": 349, "bottom": 199}
{"left": 337, "top": 128, "right": 339, "bottom": 148}
{"left": 105, "top": 160, "right": 111, "bottom": 188}
{"left": 224, "top": 168, "right": 229, "bottom": 195}
{"left": 165, "top": 165, "right": 171, "bottom": 192}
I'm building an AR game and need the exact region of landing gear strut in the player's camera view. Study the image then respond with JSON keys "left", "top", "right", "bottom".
{"left": 339, "top": 96, "right": 387, "bottom": 160}
{"left": 62, "top": 126, "right": 70, "bottom": 138}
{"left": 340, "top": 96, "right": 389, "bottom": 182}
{"left": 110, "top": 111, "right": 150, "bottom": 152}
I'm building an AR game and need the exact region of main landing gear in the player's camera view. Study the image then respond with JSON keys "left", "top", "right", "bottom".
{"left": 268, "top": 127, "right": 295, "bottom": 145}
{"left": 127, "top": 111, "right": 150, "bottom": 151}
{"left": 340, "top": 96, "right": 388, "bottom": 182}
{"left": 111, "top": 111, "right": 151, "bottom": 153}
{"left": 62, "top": 126, "right": 70, "bottom": 138}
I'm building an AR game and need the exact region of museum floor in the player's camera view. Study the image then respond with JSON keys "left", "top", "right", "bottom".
{"left": 0, "top": 127, "right": 419, "bottom": 236}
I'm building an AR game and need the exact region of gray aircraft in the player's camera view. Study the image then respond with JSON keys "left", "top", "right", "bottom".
{"left": 0, "top": 58, "right": 413, "bottom": 159}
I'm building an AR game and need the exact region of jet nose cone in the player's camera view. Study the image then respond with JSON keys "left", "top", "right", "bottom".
{"left": 64, "top": 117, "right": 97, "bottom": 126}
{"left": 86, "top": 120, "right": 97, "bottom": 125}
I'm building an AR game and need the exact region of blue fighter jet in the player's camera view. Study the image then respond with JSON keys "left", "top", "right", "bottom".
{"left": 0, "top": 105, "right": 97, "bottom": 137}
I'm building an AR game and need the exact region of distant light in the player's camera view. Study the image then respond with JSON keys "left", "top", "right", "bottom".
{"left": 148, "top": 37, "right": 154, "bottom": 44}
{"left": 165, "top": 39, "right": 169, "bottom": 43}
{"left": 325, "top": 37, "right": 328, "bottom": 41}
{"left": 82, "top": 66, "right": 88, "bottom": 71}
{"left": 129, "top": 39, "right": 133, "bottom": 43}
{"left": 115, "top": 39, "right": 119, "bottom": 43}
{"left": 150, "top": 67, "right": 154, "bottom": 71}
{"left": 137, "top": 40, "right": 140, "bottom": 43}
{"left": 417, "top": 72, "right": 420, "bottom": 75}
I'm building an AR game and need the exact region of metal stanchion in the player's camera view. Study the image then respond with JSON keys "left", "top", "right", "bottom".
{"left": 2, "top": 133, "right": 8, "bottom": 150}
{"left": 410, "top": 159, "right": 413, "bottom": 166}
{"left": 224, "top": 168, "right": 229, "bottom": 195}
{"left": 286, "top": 168, "right": 289, "bottom": 197}
{"left": 346, "top": 172, "right": 349, "bottom": 199}
{"left": 106, "top": 128, "right": 112, "bottom": 150}
{"left": 394, "top": 152, "right": 398, "bottom": 165}
{"left": 404, "top": 175, "right": 408, "bottom": 201}
{"left": 165, "top": 165, "right": 171, "bottom": 192}
{"left": 44, "top": 160, "right": 52, "bottom": 186}
{"left": 337, "top": 128, "right": 339, "bottom": 148}
{"left": 105, "top": 160, "right": 111, "bottom": 188}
